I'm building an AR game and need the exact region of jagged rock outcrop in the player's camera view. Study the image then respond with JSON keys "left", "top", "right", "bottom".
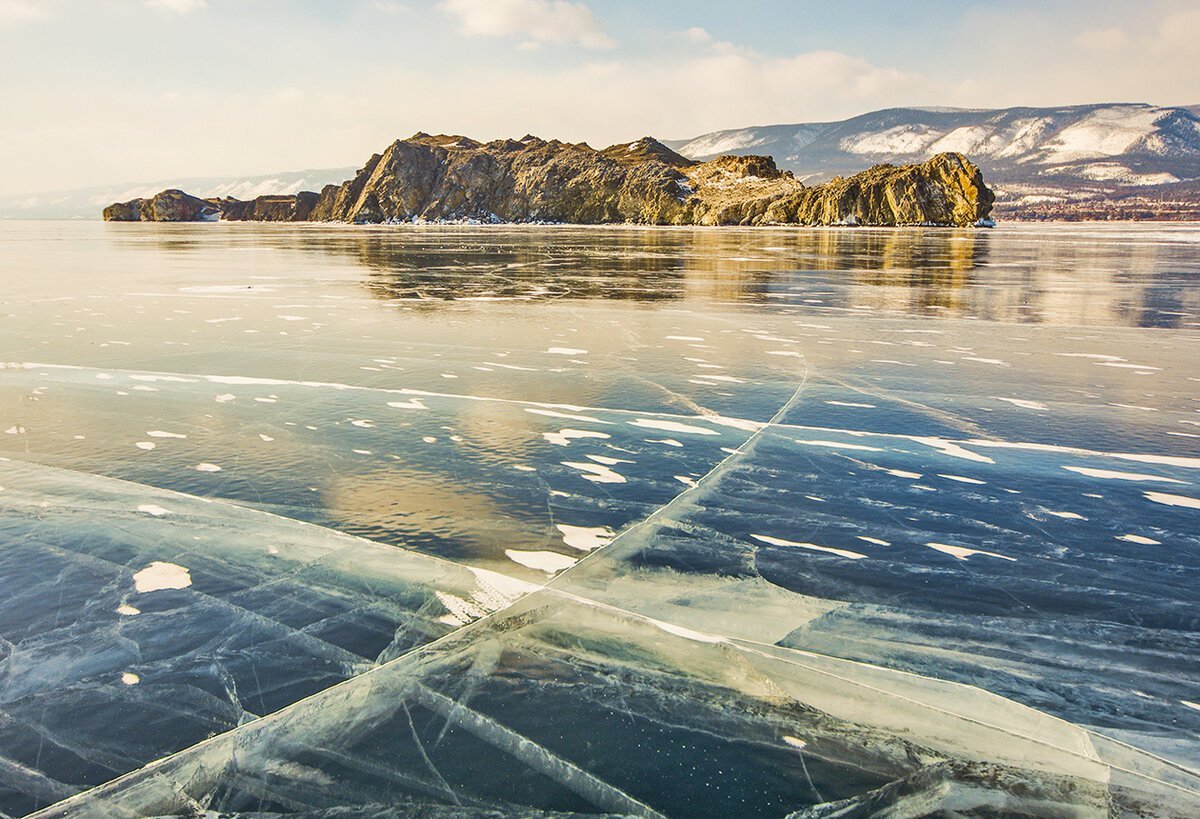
{"left": 766, "top": 153, "right": 995, "bottom": 227}
{"left": 102, "top": 189, "right": 218, "bottom": 222}
{"left": 214, "top": 191, "right": 320, "bottom": 222}
{"left": 306, "top": 133, "right": 699, "bottom": 224}
{"left": 103, "top": 134, "right": 995, "bottom": 226}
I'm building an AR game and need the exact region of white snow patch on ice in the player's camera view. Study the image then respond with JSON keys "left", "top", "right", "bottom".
{"left": 913, "top": 437, "right": 995, "bottom": 464}
{"left": 794, "top": 439, "right": 885, "bottom": 452}
{"left": 1043, "top": 509, "right": 1087, "bottom": 520}
{"left": 750, "top": 534, "right": 867, "bottom": 560}
{"left": 525, "top": 408, "right": 613, "bottom": 424}
{"left": 557, "top": 524, "right": 615, "bottom": 552}
{"left": 504, "top": 549, "right": 577, "bottom": 574}
{"left": 1062, "top": 466, "right": 1185, "bottom": 483}
{"left": 561, "top": 461, "right": 626, "bottom": 484}
{"left": 628, "top": 418, "right": 718, "bottom": 436}
{"left": 1144, "top": 491, "right": 1200, "bottom": 510}
{"left": 1117, "top": 534, "right": 1161, "bottom": 545}
{"left": 543, "top": 428, "right": 610, "bottom": 447}
{"left": 651, "top": 619, "right": 727, "bottom": 644}
{"left": 939, "top": 474, "right": 987, "bottom": 485}
{"left": 387, "top": 398, "right": 428, "bottom": 410}
{"left": 994, "top": 397, "right": 1048, "bottom": 411}
{"left": 826, "top": 401, "right": 876, "bottom": 408}
{"left": 132, "top": 561, "right": 192, "bottom": 593}
{"left": 926, "top": 542, "right": 1016, "bottom": 562}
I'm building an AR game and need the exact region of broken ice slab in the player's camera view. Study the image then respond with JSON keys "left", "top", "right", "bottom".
{"left": 0, "top": 457, "right": 541, "bottom": 815}
{"left": 31, "top": 591, "right": 1200, "bottom": 817}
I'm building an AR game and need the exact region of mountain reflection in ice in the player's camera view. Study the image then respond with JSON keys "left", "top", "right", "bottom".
{"left": 0, "top": 221, "right": 1198, "bottom": 817}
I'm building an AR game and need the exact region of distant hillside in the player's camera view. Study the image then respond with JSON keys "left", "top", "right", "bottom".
{"left": 0, "top": 167, "right": 355, "bottom": 220}
{"left": 11, "top": 103, "right": 1200, "bottom": 221}
{"left": 667, "top": 104, "right": 1200, "bottom": 218}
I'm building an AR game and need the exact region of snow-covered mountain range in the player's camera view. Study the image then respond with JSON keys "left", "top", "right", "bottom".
{"left": 5, "top": 104, "right": 1199, "bottom": 220}
{"left": 666, "top": 103, "right": 1200, "bottom": 211}
{"left": 0, "top": 167, "right": 356, "bottom": 220}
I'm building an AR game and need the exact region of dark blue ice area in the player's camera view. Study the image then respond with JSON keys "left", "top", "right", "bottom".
{"left": 0, "top": 221, "right": 1198, "bottom": 817}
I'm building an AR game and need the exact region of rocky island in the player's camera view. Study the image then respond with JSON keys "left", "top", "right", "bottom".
{"left": 103, "top": 134, "right": 995, "bottom": 227}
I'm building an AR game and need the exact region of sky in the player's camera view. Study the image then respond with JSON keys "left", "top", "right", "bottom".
{"left": 1, "top": 0, "right": 1198, "bottom": 195}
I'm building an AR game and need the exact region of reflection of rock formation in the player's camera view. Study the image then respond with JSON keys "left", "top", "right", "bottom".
{"left": 323, "top": 466, "right": 528, "bottom": 562}
{"left": 105, "top": 222, "right": 1197, "bottom": 329}
{"left": 839, "top": 229, "right": 982, "bottom": 314}
{"left": 330, "top": 227, "right": 989, "bottom": 308}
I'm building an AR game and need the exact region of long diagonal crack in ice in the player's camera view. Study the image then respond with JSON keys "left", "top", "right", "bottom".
{"left": 16, "top": 350, "right": 1200, "bottom": 815}
{"left": 536, "top": 586, "right": 1200, "bottom": 799}
{"left": 6, "top": 362, "right": 1199, "bottom": 472}
{"left": 25, "top": 353, "right": 811, "bottom": 817}
{"left": 822, "top": 372, "right": 989, "bottom": 438}
{"left": 410, "top": 684, "right": 667, "bottom": 818}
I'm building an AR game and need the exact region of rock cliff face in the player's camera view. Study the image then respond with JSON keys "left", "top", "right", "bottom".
{"left": 102, "top": 189, "right": 218, "bottom": 222}
{"left": 215, "top": 191, "right": 320, "bottom": 222}
{"left": 103, "top": 134, "right": 994, "bottom": 226}
{"left": 765, "top": 153, "right": 994, "bottom": 227}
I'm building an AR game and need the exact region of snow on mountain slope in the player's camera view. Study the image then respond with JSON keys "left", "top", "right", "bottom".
{"left": 0, "top": 167, "right": 356, "bottom": 219}
{"left": 1037, "top": 107, "right": 1169, "bottom": 162}
{"left": 679, "top": 123, "right": 828, "bottom": 160}
{"left": 667, "top": 104, "right": 1200, "bottom": 202}
{"left": 839, "top": 124, "right": 942, "bottom": 156}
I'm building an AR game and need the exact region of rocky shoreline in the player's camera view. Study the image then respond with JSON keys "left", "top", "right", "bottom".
{"left": 104, "top": 134, "right": 995, "bottom": 227}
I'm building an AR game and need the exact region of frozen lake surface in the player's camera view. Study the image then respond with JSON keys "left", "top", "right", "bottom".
{"left": 1, "top": 221, "right": 1199, "bottom": 816}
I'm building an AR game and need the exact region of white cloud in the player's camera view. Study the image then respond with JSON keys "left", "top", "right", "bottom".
{"left": 145, "top": 0, "right": 207, "bottom": 13}
{"left": 5, "top": 0, "right": 1199, "bottom": 196}
{"left": 0, "top": 0, "right": 46, "bottom": 26}
{"left": 1073, "top": 27, "right": 1128, "bottom": 51}
{"left": 438, "top": 0, "right": 614, "bottom": 49}
{"left": 1157, "top": 7, "right": 1200, "bottom": 48}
